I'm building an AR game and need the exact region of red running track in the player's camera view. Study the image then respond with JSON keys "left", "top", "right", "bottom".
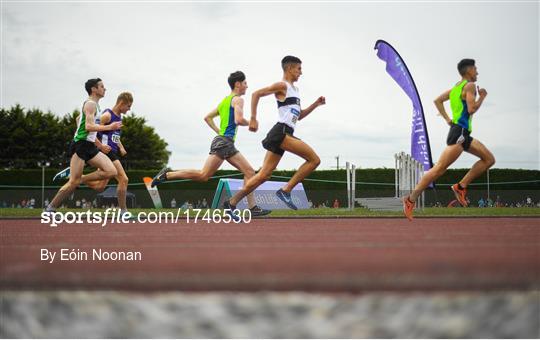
{"left": 1, "top": 218, "right": 539, "bottom": 292}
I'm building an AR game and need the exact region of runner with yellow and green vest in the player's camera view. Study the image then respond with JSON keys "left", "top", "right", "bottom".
{"left": 151, "top": 71, "right": 270, "bottom": 216}
{"left": 45, "top": 78, "right": 122, "bottom": 212}
{"left": 403, "top": 59, "right": 496, "bottom": 220}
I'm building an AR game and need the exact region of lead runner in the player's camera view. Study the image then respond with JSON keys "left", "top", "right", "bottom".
{"left": 403, "top": 59, "right": 496, "bottom": 220}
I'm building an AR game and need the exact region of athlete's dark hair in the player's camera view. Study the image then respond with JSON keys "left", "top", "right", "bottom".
{"left": 281, "top": 55, "right": 302, "bottom": 71}
{"left": 457, "top": 59, "right": 475, "bottom": 76}
{"left": 228, "top": 71, "right": 246, "bottom": 89}
{"left": 85, "top": 78, "right": 102, "bottom": 95}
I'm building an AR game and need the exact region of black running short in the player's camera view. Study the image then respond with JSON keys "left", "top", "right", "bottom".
{"left": 209, "top": 135, "right": 239, "bottom": 159}
{"left": 262, "top": 122, "right": 299, "bottom": 156}
{"left": 68, "top": 140, "right": 100, "bottom": 162}
{"left": 447, "top": 124, "right": 473, "bottom": 151}
{"left": 106, "top": 151, "right": 120, "bottom": 162}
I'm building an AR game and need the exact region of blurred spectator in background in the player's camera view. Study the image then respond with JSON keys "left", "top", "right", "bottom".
{"left": 478, "top": 197, "right": 485, "bottom": 208}
{"left": 181, "top": 201, "right": 189, "bottom": 210}
{"left": 201, "top": 198, "right": 209, "bottom": 208}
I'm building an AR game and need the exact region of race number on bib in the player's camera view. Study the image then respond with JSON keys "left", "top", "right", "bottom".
{"left": 291, "top": 108, "right": 300, "bottom": 124}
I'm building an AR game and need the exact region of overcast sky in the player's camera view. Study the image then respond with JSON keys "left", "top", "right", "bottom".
{"left": 1, "top": 1, "right": 538, "bottom": 171}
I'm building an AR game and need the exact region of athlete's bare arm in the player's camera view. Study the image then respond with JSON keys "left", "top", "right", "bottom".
{"left": 118, "top": 140, "right": 127, "bottom": 156}
{"left": 100, "top": 111, "right": 111, "bottom": 125}
{"left": 204, "top": 108, "right": 220, "bottom": 134}
{"left": 94, "top": 110, "right": 112, "bottom": 153}
{"left": 249, "top": 82, "right": 288, "bottom": 132}
{"left": 83, "top": 102, "right": 121, "bottom": 132}
{"left": 464, "top": 83, "right": 487, "bottom": 114}
{"left": 434, "top": 89, "right": 452, "bottom": 125}
{"left": 232, "top": 97, "right": 249, "bottom": 126}
{"left": 299, "top": 96, "right": 325, "bottom": 121}
{"left": 94, "top": 138, "right": 111, "bottom": 154}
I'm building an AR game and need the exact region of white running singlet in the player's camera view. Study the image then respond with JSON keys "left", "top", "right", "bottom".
{"left": 276, "top": 82, "right": 301, "bottom": 129}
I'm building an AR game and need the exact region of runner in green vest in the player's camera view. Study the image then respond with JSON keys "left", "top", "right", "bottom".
{"left": 45, "top": 78, "right": 121, "bottom": 212}
{"left": 151, "top": 71, "right": 270, "bottom": 216}
{"left": 403, "top": 59, "right": 495, "bottom": 220}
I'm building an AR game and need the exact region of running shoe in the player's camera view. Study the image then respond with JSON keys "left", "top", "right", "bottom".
{"left": 44, "top": 205, "right": 56, "bottom": 213}
{"left": 250, "top": 205, "right": 272, "bottom": 216}
{"left": 223, "top": 200, "right": 241, "bottom": 222}
{"left": 151, "top": 166, "right": 170, "bottom": 187}
{"left": 276, "top": 189, "right": 298, "bottom": 210}
{"left": 451, "top": 183, "right": 468, "bottom": 207}
{"left": 52, "top": 167, "right": 70, "bottom": 182}
{"left": 402, "top": 196, "right": 414, "bottom": 221}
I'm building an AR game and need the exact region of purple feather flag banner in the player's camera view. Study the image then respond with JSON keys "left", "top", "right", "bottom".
{"left": 374, "top": 39, "right": 434, "bottom": 175}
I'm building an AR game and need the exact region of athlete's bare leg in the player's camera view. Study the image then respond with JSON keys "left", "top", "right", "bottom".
{"left": 460, "top": 139, "right": 496, "bottom": 187}
{"left": 229, "top": 151, "right": 282, "bottom": 206}
{"left": 409, "top": 144, "right": 464, "bottom": 202}
{"left": 48, "top": 154, "right": 86, "bottom": 209}
{"left": 82, "top": 153, "right": 117, "bottom": 183}
{"left": 279, "top": 135, "right": 321, "bottom": 193}
{"left": 83, "top": 178, "right": 109, "bottom": 192}
{"left": 80, "top": 160, "right": 128, "bottom": 208}
{"left": 110, "top": 160, "right": 129, "bottom": 210}
{"left": 166, "top": 155, "right": 224, "bottom": 182}
{"left": 226, "top": 152, "right": 257, "bottom": 208}
{"left": 49, "top": 153, "right": 115, "bottom": 208}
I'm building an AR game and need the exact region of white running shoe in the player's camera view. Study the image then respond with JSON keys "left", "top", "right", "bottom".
{"left": 52, "top": 167, "right": 70, "bottom": 182}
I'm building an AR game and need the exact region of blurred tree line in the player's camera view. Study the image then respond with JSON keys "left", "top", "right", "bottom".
{"left": 0, "top": 105, "right": 170, "bottom": 169}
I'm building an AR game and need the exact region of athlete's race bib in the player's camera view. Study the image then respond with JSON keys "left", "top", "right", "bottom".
{"left": 291, "top": 108, "right": 300, "bottom": 124}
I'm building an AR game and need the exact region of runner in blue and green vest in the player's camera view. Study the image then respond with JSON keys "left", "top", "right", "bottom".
{"left": 151, "top": 71, "right": 270, "bottom": 216}
{"left": 403, "top": 59, "right": 496, "bottom": 220}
